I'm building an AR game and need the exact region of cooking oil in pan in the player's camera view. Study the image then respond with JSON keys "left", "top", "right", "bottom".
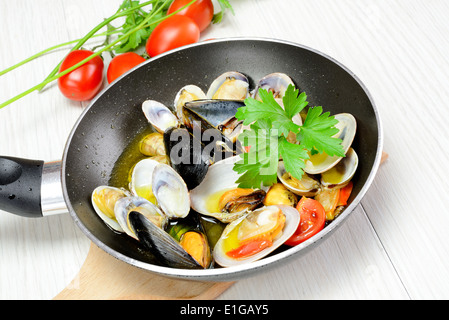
{"left": 108, "top": 126, "right": 155, "bottom": 190}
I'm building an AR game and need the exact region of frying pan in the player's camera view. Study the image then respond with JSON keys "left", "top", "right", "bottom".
{"left": 0, "top": 38, "right": 383, "bottom": 281}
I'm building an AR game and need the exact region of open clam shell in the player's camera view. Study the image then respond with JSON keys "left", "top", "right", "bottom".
{"left": 206, "top": 71, "right": 250, "bottom": 100}
{"left": 152, "top": 163, "right": 190, "bottom": 219}
{"left": 253, "top": 72, "right": 295, "bottom": 101}
{"left": 213, "top": 205, "right": 300, "bottom": 267}
{"left": 174, "top": 85, "right": 206, "bottom": 122}
{"left": 190, "top": 156, "right": 253, "bottom": 223}
{"left": 129, "top": 158, "right": 160, "bottom": 204}
{"left": 91, "top": 186, "right": 129, "bottom": 232}
{"left": 114, "top": 196, "right": 166, "bottom": 239}
{"left": 304, "top": 113, "right": 357, "bottom": 174}
{"left": 277, "top": 161, "right": 321, "bottom": 197}
{"left": 321, "top": 148, "right": 358, "bottom": 188}
{"left": 142, "top": 100, "right": 180, "bottom": 133}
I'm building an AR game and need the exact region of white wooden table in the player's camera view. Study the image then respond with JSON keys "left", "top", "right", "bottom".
{"left": 1, "top": 0, "right": 449, "bottom": 300}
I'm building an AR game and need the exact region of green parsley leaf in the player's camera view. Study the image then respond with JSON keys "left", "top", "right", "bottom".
{"left": 213, "top": 0, "right": 235, "bottom": 24}
{"left": 282, "top": 85, "right": 308, "bottom": 119}
{"left": 233, "top": 84, "right": 345, "bottom": 188}
{"left": 298, "top": 106, "right": 345, "bottom": 157}
{"left": 234, "top": 123, "right": 279, "bottom": 188}
{"left": 278, "top": 137, "right": 308, "bottom": 181}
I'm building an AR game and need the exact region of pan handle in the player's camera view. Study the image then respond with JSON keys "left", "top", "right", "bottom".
{"left": 0, "top": 157, "right": 67, "bottom": 218}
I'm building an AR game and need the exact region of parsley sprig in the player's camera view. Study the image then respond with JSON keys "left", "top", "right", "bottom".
{"left": 233, "top": 85, "right": 345, "bottom": 189}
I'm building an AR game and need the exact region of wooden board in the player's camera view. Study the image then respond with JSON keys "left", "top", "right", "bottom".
{"left": 54, "top": 242, "right": 234, "bottom": 300}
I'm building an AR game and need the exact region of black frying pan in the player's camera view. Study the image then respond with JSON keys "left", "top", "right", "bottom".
{"left": 0, "top": 38, "right": 383, "bottom": 281}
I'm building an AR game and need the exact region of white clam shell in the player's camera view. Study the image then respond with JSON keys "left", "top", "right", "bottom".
{"left": 142, "top": 100, "right": 179, "bottom": 133}
{"left": 321, "top": 148, "right": 358, "bottom": 187}
{"left": 152, "top": 163, "right": 190, "bottom": 219}
{"left": 174, "top": 85, "right": 206, "bottom": 120}
{"left": 190, "top": 156, "right": 249, "bottom": 223}
{"left": 91, "top": 186, "right": 128, "bottom": 233}
{"left": 206, "top": 71, "right": 249, "bottom": 100}
{"left": 213, "top": 205, "right": 300, "bottom": 267}
{"left": 304, "top": 113, "right": 357, "bottom": 174}
{"left": 114, "top": 196, "right": 165, "bottom": 240}
{"left": 129, "top": 159, "right": 160, "bottom": 203}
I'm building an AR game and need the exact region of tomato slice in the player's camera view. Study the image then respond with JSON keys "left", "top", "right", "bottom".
{"left": 284, "top": 197, "right": 326, "bottom": 246}
{"left": 226, "top": 239, "right": 273, "bottom": 259}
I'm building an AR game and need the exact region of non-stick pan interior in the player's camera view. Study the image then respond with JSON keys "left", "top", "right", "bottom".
{"left": 62, "top": 38, "right": 381, "bottom": 280}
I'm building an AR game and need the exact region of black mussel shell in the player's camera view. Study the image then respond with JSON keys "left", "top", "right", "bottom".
{"left": 128, "top": 211, "right": 202, "bottom": 269}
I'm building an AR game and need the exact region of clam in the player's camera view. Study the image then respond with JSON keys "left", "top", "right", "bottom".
{"left": 142, "top": 100, "right": 179, "bottom": 133}
{"left": 114, "top": 196, "right": 167, "bottom": 239}
{"left": 91, "top": 186, "right": 129, "bottom": 232}
{"left": 304, "top": 113, "right": 357, "bottom": 174}
{"left": 151, "top": 163, "right": 190, "bottom": 219}
{"left": 277, "top": 161, "right": 321, "bottom": 197}
{"left": 253, "top": 73, "right": 295, "bottom": 101}
{"left": 321, "top": 148, "right": 358, "bottom": 188}
{"left": 213, "top": 205, "right": 300, "bottom": 267}
{"left": 190, "top": 156, "right": 265, "bottom": 223}
{"left": 206, "top": 71, "right": 250, "bottom": 100}
{"left": 174, "top": 85, "right": 206, "bottom": 122}
{"left": 139, "top": 132, "right": 166, "bottom": 157}
{"left": 129, "top": 158, "right": 160, "bottom": 204}
{"left": 127, "top": 211, "right": 211, "bottom": 269}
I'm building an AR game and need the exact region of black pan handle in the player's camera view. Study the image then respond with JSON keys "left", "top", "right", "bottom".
{"left": 0, "top": 157, "right": 67, "bottom": 218}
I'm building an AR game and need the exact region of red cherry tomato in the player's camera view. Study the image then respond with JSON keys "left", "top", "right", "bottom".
{"left": 168, "top": 0, "right": 214, "bottom": 32}
{"left": 146, "top": 15, "right": 200, "bottom": 57}
{"left": 58, "top": 50, "right": 104, "bottom": 101}
{"left": 107, "top": 52, "right": 146, "bottom": 84}
{"left": 285, "top": 197, "right": 326, "bottom": 246}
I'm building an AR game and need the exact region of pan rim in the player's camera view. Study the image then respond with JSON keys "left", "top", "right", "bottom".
{"left": 62, "top": 36, "right": 384, "bottom": 281}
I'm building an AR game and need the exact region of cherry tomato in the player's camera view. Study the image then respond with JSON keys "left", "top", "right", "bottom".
{"left": 168, "top": 0, "right": 214, "bottom": 32}
{"left": 285, "top": 197, "right": 326, "bottom": 246}
{"left": 107, "top": 52, "right": 146, "bottom": 84}
{"left": 58, "top": 50, "right": 104, "bottom": 101}
{"left": 146, "top": 15, "right": 200, "bottom": 57}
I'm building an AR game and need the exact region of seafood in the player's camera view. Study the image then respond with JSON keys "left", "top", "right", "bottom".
{"left": 128, "top": 211, "right": 211, "bottom": 269}
{"left": 142, "top": 100, "right": 179, "bottom": 133}
{"left": 190, "top": 156, "right": 261, "bottom": 223}
{"left": 92, "top": 186, "right": 129, "bottom": 232}
{"left": 140, "top": 132, "right": 166, "bottom": 157}
{"left": 91, "top": 71, "right": 358, "bottom": 270}
{"left": 304, "top": 113, "right": 356, "bottom": 174}
{"left": 207, "top": 71, "right": 250, "bottom": 100}
{"left": 213, "top": 205, "right": 300, "bottom": 267}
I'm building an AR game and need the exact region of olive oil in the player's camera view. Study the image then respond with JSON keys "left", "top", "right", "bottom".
{"left": 108, "top": 126, "right": 155, "bottom": 189}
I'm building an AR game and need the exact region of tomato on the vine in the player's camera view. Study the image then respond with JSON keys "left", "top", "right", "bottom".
{"left": 107, "top": 52, "right": 146, "bottom": 84}
{"left": 285, "top": 197, "right": 326, "bottom": 246}
{"left": 146, "top": 15, "right": 200, "bottom": 57}
{"left": 168, "top": 0, "right": 214, "bottom": 32}
{"left": 58, "top": 50, "right": 104, "bottom": 101}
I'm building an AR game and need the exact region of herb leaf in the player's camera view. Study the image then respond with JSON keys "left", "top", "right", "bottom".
{"left": 233, "top": 84, "right": 345, "bottom": 188}
{"left": 298, "top": 106, "right": 345, "bottom": 157}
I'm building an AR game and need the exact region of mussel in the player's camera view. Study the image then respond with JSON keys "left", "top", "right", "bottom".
{"left": 128, "top": 211, "right": 212, "bottom": 269}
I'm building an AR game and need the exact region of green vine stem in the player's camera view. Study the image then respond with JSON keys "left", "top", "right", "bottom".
{"left": 0, "top": 0, "right": 198, "bottom": 110}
